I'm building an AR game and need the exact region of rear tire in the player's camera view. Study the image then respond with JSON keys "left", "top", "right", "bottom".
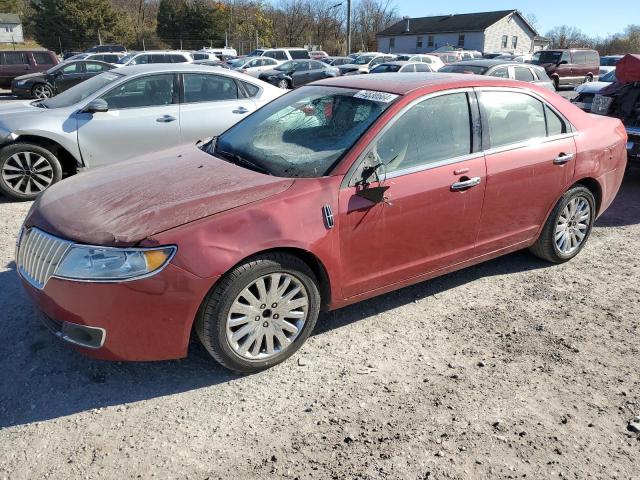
{"left": 195, "top": 253, "right": 321, "bottom": 374}
{"left": 529, "top": 186, "right": 596, "bottom": 263}
{"left": 0, "top": 143, "right": 62, "bottom": 201}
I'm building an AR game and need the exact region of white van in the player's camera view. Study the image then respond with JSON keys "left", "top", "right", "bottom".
{"left": 248, "top": 48, "right": 310, "bottom": 61}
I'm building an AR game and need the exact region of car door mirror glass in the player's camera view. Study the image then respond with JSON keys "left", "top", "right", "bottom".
{"left": 82, "top": 98, "right": 109, "bottom": 113}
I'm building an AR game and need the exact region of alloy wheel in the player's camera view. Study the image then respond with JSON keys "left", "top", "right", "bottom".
{"left": 32, "top": 84, "right": 53, "bottom": 99}
{"left": 225, "top": 273, "right": 309, "bottom": 360}
{"left": 277, "top": 79, "right": 289, "bottom": 89}
{"left": 554, "top": 196, "right": 591, "bottom": 255}
{"left": 1, "top": 152, "right": 54, "bottom": 196}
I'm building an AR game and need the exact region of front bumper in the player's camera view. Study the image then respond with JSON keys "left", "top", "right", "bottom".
{"left": 20, "top": 264, "right": 217, "bottom": 361}
{"left": 11, "top": 84, "right": 33, "bottom": 98}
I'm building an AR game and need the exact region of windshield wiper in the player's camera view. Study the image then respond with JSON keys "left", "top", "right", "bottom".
{"left": 217, "top": 150, "right": 272, "bottom": 176}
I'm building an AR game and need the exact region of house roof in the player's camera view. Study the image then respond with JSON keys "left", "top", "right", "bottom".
{"left": 378, "top": 10, "right": 537, "bottom": 37}
{"left": 0, "top": 13, "right": 21, "bottom": 24}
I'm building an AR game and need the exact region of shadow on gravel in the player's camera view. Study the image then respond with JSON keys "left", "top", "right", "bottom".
{"left": 594, "top": 167, "right": 640, "bottom": 228}
{"left": 0, "top": 166, "right": 637, "bottom": 429}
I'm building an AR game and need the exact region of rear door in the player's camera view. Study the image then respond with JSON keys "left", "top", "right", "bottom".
{"left": 178, "top": 72, "right": 256, "bottom": 142}
{"left": 475, "top": 88, "right": 576, "bottom": 254}
{"left": 76, "top": 73, "right": 181, "bottom": 168}
{"left": 338, "top": 90, "right": 486, "bottom": 297}
{"left": 291, "top": 61, "right": 311, "bottom": 87}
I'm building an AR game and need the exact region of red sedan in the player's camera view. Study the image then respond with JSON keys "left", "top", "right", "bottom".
{"left": 17, "top": 73, "right": 627, "bottom": 373}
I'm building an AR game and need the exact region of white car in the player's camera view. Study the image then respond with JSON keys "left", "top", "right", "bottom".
{"left": 116, "top": 51, "right": 194, "bottom": 66}
{"left": 229, "top": 56, "right": 282, "bottom": 78}
{"left": 338, "top": 53, "right": 396, "bottom": 74}
{"left": 0, "top": 65, "right": 285, "bottom": 200}
{"left": 407, "top": 54, "right": 444, "bottom": 71}
{"left": 247, "top": 48, "right": 310, "bottom": 61}
{"left": 197, "top": 47, "right": 238, "bottom": 58}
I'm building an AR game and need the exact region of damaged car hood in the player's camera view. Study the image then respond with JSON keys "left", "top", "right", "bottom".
{"left": 25, "top": 145, "right": 294, "bottom": 246}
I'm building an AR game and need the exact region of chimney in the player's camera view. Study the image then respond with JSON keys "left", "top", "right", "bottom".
{"left": 403, "top": 16, "right": 411, "bottom": 33}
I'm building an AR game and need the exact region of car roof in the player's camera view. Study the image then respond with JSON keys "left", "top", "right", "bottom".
{"left": 378, "top": 61, "right": 412, "bottom": 66}
{"left": 313, "top": 72, "right": 540, "bottom": 95}
{"left": 448, "top": 59, "right": 520, "bottom": 67}
{"left": 112, "top": 64, "right": 254, "bottom": 78}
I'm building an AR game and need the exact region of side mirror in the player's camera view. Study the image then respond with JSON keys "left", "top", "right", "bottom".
{"left": 82, "top": 98, "right": 108, "bottom": 114}
{"left": 356, "top": 185, "right": 390, "bottom": 204}
{"left": 559, "top": 60, "right": 568, "bottom": 65}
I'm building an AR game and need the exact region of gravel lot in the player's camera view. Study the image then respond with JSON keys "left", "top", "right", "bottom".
{"left": 0, "top": 90, "right": 638, "bottom": 480}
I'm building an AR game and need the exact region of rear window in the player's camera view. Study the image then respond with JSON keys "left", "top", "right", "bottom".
{"left": 514, "top": 67, "right": 534, "bottom": 82}
{"left": 289, "top": 50, "right": 310, "bottom": 59}
{"left": 439, "top": 64, "right": 488, "bottom": 75}
{"left": 601, "top": 57, "right": 620, "bottom": 66}
{"left": 371, "top": 64, "right": 401, "bottom": 73}
{"left": 33, "top": 52, "right": 54, "bottom": 65}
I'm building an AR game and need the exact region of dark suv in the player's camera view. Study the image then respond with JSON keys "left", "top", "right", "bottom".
{"left": 532, "top": 49, "right": 600, "bottom": 90}
{"left": 85, "top": 44, "right": 126, "bottom": 53}
{"left": 0, "top": 50, "right": 59, "bottom": 89}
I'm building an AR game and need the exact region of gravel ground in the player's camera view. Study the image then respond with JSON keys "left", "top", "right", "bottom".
{"left": 0, "top": 91, "right": 638, "bottom": 480}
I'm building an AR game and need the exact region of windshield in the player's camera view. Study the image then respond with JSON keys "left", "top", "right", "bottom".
{"left": 439, "top": 64, "right": 488, "bottom": 75}
{"left": 532, "top": 51, "right": 562, "bottom": 64}
{"left": 41, "top": 72, "right": 123, "bottom": 109}
{"left": 371, "top": 64, "right": 401, "bottom": 73}
{"left": 214, "top": 86, "right": 397, "bottom": 177}
{"left": 117, "top": 53, "right": 136, "bottom": 64}
{"left": 600, "top": 69, "right": 617, "bottom": 82}
{"left": 354, "top": 55, "right": 375, "bottom": 65}
{"left": 46, "top": 63, "right": 66, "bottom": 74}
{"left": 601, "top": 57, "right": 621, "bottom": 66}
{"left": 228, "top": 57, "right": 247, "bottom": 67}
{"left": 248, "top": 49, "right": 265, "bottom": 57}
{"left": 275, "top": 60, "right": 298, "bottom": 71}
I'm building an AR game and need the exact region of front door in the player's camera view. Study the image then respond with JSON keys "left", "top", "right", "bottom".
{"left": 76, "top": 73, "right": 181, "bottom": 168}
{"left": 178, "top": 72, "right": 256, "bottom": 143}
{"left": 475, "top": 89, "right": 576, "bottom": 254}
{"left": 54, "top": 62, "right": 87, "bottom": 92}
{"left": 338, "top": 91, "right": 486, "bottom": 298}
{"left": 291, "top": 61, "right": 312, "bottom": 87}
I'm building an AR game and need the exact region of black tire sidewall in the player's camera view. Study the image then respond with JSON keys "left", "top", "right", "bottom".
{"left": 198, "top": 255, "right": 321, "bottom": 373}
{"left": 31, "top": 83, "right": 53, "bottom": 99}
{"left": 0, "top": 143, "right": 62, "bottom": 201}
{"left": 550, "top": 188, "right": 596, "bottom": 261}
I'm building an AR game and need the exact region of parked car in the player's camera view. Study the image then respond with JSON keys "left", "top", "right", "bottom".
{"left": 572, "top": 69, "right": 617, "bottom": 112}
{"left": 11, "top": 60, "right": 116, "bottom": 99}
{"left": 65, "top": 52, "right": 124, "bottom": 64}
{"left": 197, "top": 47, "right": 238, "bottom": 58}
{"left": 370, "top": 61, "right": 435, "bottom": 73}
{"left": 589, "top": 54, "right": 640, "bottom": 162}
{"left": 258, "top": 60, "right": 338, "bottom": 89}
{"left": 321, "top": 56, "right": 352, "bottom": 67}
{"left": 531, "top": 49, "right": 600, "bottom": 90}
{"left": 15, "top": 73, "right": 626, "bottom": 372}
{"left": 433, "top": 51, "right": 463, "bottom": 64}
{"left": 0, "top": 65, "right": 285, "bottom": 200}
{"left": 192, "top": 59, "right": 231, "bottom": 69}
{"left": 407, "top": 54, "right": 445, "bottom": 71}
{"left": 439, "top": 60, "right": 555, "bottom": 91}
{"left": 599, "top": 55, "right": 624, "bottom": 76}
{"left": 85, "top": 44, "right": 126, "bottom": 54}
{"left": 230, "top": 56, "right": 282, "bottom": 78}
{"left": 0, "top": 50, "right": 59, "bottom": 89}
{"left": 247, "top": 48, "right": 310, "bottom": 61}
{"left": 338, "top": 53, "right": 396, "bottom": 75}
{"left": 117, "top": 51, "right": 194, "bottom": 66}
{"left": 191, "top": 52, "right": 219, "bottom": 61}
{"left": 310, "top": 51, "right": 328, "bottom": 59}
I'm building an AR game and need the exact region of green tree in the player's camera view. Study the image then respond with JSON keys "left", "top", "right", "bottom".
{"left": 0, "top": 0, "right": 22, "bottom": 13}
{"left": 157, "top": 0, "right": 226, "bottom": 49}
{"left": 30, "top": 0, "right": 132, "bottom": 52}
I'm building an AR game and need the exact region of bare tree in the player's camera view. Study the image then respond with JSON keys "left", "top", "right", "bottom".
{"left": 546, "top": 25, "right": 590, "bottom": 49}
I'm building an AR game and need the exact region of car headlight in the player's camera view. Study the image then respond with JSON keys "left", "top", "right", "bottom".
{"left": 14, "top": 80, "right": 28, "bottom": 87}
{"left": 55, "top": 245, "right": 176, "bottom": 282}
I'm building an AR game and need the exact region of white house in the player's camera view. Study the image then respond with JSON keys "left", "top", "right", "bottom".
{"left": 0, "top": 13, "right": 24, "bottom": 44}
{"left": 377, "top": 10, "right": 539, "bottom": 55}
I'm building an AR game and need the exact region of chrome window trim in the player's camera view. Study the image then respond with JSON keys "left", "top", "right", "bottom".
{"left": 481, "top": 132, "right": 578, "bottom": 156}
{"left": 342, "top": 87, "right": 475, "bottom": 188}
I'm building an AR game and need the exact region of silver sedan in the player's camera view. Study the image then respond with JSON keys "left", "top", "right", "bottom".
{"left": 0, "top": 64, "right": 285, "bottom": 200}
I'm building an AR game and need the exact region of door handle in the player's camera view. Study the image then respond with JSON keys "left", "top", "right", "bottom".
{"left": 451, "top": 176, "right": 481, "bottom": 191}
{"left": 156, "top": 115, "right": 176, "bottom": 123}
{"left": 553, "top": 153, "right": 575, "bottom": 165}
{"left": 232, "top": 107, "right": 249, "bottom": 114}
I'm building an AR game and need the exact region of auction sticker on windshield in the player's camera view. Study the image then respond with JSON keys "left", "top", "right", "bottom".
{"left": 353, "top": 90, "right": 398, "bottom": 103}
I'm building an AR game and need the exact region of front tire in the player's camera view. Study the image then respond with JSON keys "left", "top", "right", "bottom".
{"left": 277, "top": 79, "right": 290, "bottom": 90}
{"left": 31, "top": 83, "right": 54, "bottom": 99}
{"left": 529, "top": 186, "right": 596, "bottom": 263}
{"left": 0, "top": 143, "right": 62, "bottom": 201}
{"left": 195, "top": 253, "right": 321, "bottom": 373}
{"left": 583, "top": 74, "right": 593, "bottom": 84}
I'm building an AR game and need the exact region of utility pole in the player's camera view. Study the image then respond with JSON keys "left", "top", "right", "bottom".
{"left": 98, "top": 28, "right": 102, "bottom": 45}
{"left": 346, "top": 0, "right": 352, "bottom": 55}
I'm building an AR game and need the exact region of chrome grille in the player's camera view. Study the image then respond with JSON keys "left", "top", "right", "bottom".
{"left": 17, "top": 227, "right": 72, "bottom": 289}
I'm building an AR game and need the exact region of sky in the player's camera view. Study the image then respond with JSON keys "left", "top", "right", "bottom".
{"left": 396, "top": 0, "right": 637, "bottom": 38}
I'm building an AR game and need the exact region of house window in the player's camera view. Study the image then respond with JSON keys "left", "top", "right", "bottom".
{"left": 389, "top": 37, "right": 395, "bottom": 48}
{"left": 512, "top": 36, "right": 518, "bottom": 49}
{"left": 501, "top": 35, "right": 508, "bottom": 49}
{"left": 458, "top": 34, "right": 465, "bottom": 47}
{"left": 4, "top": 25, "right": 14, "bottom": 33}
{"left": 428, "top": 35, "right": 434, "bottom": 47}
{"left": 416, "top": 36, "right": 423, "bottom": 48}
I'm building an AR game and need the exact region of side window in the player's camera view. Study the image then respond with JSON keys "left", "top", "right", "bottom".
{"left": 263, "top": 51, "right": 276, "bottom": 59}
{"left": 240, "top": 81, "right": 260, "bottom": 98}
{"left": 170, "top": 54, "right": 188, "bottom": 63}
{"left": 85, "top": 62, "right": 109, "bottom": 73}
{"left": 183, "top": 73, "right": 238, "bottom": 103}
{"left": 415, "top": 63, "right": 429, "bottom": 72}
{"left": 33, "top": 52, "right": 54, "bottom": 65}
{"left": 514, "top": 67, "right": 534, "bottom": 82}
{"left": 545, "top": 105, "right": 567, "bottom": 136}
{"left": 62, "top": 63, "right": 81, "bottom": 74}
{"left": 3, "top": 52, "right": 28, "bottom": 65}
{"left": 490, "top": 67, "right": 509, "bottom": 78}
{"left": 294, "top": 61, "right": 310, "bottom": 72}
{"left": 310, "top": 61, "right": 325, "bottom": 70}
{"left": 102, "top": 74, "right": 176, "bottom": 109}
{"left": 560, "top": 51, "right": 571, "bottom": 63}
{"left": 479, "top": 91, "right": 547, "bottom": 148}
{"left": 371, "top": 93, "right": 471, "bottom": 174}
{"left": 133, "top": 55, "right": 149, "bottom": 65}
